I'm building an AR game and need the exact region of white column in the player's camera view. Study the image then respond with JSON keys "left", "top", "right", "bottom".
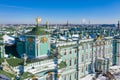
{"left": 102, "top": 59, "right": 105, "bottom": 74}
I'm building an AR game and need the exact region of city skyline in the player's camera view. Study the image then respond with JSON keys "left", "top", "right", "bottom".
{"left": 0, "top": 0, "right": 120, "bottom": 24}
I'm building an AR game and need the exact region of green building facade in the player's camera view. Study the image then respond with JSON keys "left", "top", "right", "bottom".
{"left": 25, "top": 34, "right": 50, "bottom": 58}
{"left": 56, "top": 37, "right": 113, "bottom": 80}
{"left": 14, "top": 23, "right": 120, "bottom": 80}
{"left": 17, "top": 27, "right": 50, "bottom": 59}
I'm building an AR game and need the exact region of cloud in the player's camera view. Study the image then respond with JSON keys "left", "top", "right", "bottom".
{"left": 0, "top": 4, "right": 32, "bottom": 9}
{"left": 81, "top": 18, "right": 86, "bottom": 24}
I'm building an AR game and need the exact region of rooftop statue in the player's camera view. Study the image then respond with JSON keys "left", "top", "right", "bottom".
{"left": 26, "top": 17, "right": 49, "bottom": 35}
{"left": 23, "top": 53, "right": 27, "bottom": 65}
{"left": 36, "top": 17, "right": 41, "bottom": 27}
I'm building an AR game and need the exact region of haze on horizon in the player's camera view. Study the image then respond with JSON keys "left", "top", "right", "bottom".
{"left": 0, "top": 0, "right": 120, "bottom": 24}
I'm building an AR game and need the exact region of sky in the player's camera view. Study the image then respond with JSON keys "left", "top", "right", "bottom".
{"left": 0, "top": 0, "right": 120, "bottom": 24}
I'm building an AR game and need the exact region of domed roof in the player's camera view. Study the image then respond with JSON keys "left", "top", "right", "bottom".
{"left": 26, "top": 27, "right": 49, "bottom": 35}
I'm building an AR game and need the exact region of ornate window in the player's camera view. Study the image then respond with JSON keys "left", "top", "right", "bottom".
{"left": 70, "top": 75, "right": 71, "bottom": 80}
{"left": 82, "top": 67, "right": 84, "bottom": 72}
{"left": 86, "top": 53, "right": 88, "bottom": 59}
{"left": 64, "top": 76, "right": 66, "bottom": 80}
{"left": 75, "top": 49, "right": 77, "bottom": 53}
{"left": 78, "top": 48, "right": 80, "bottom": 51}
{"left": 70, "top": 59, "right": 72, "bottom": 66}
{"left": 82, "top": 55, "right": 84, "bottom": 62}
{"left": 86, "top": 44, "right": 88, "bottom": 49}
{"left": 64, "top": 52, "right": 66, "bottom": 55}
{"left": 74, "top": 58, "right": 76, "bottom": 64}
{"left": 70, "top": 50, "right": 72, "bottom": 54}
{"left": 82, "top": 45, "right": 84, "bottom": 50}
{"left": 74, "top": 73, "right": 76, "bottom": 79}
{"left": 90, "top": 52, "right": 92, "bottom": 58}
{"left": 64, "top": 49, "right": 66, "bottom": 55}
{"left": 86, "top": 65, "right": 88, "bottom": 71}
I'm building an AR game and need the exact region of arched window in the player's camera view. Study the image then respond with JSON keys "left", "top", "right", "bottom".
{"left": 86, "top": 53, "right": 88, "bottom": 59}
{"left": 82, "top": 45, "right": 84, "bottom": 50}
{"left": 82, "top": 55, "right": 84, "bottom": 62}
{"left": 78, "top": 48, "right": 80, "bottom": 51}
{"left": 64, "top": 76, "right": 66, "bottom": 80}
{"left": 74, "top": 73, "right": 76, "bottom": 79}
{"left": 70, "top": 75, "right": 71, "bottom": 80}
{"left": 64, "top": 49, "right": 66, "bottom": 55}
{"left": 82, "top": 67, "right": 84, "bottom": 72}
{"left": 70, "top": 59, "right": 72, "bottom": 66}
{"left": 70, "top": 50, "right": 72, "bottom": 54}
{"left": 86, "top": 65, "right": 88, "bottom": 71}
{"left": 90, "top": 52, "right": 92, "bottom": 58}
{"left": 75, "top": 49, "right": 77, "bottom": 53}
{"left": 64, "top": 52, "right": 66, "bottom": 55}
{"left": 74, "top": 58, "right": 76, "bottom": 64}
{"left": 86, "top": 44, "right": 88, "bottom": 49}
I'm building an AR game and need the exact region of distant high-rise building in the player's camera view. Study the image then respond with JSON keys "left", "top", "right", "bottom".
{"left": 66, "top": 20, "right": 69, "bottom": 26}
